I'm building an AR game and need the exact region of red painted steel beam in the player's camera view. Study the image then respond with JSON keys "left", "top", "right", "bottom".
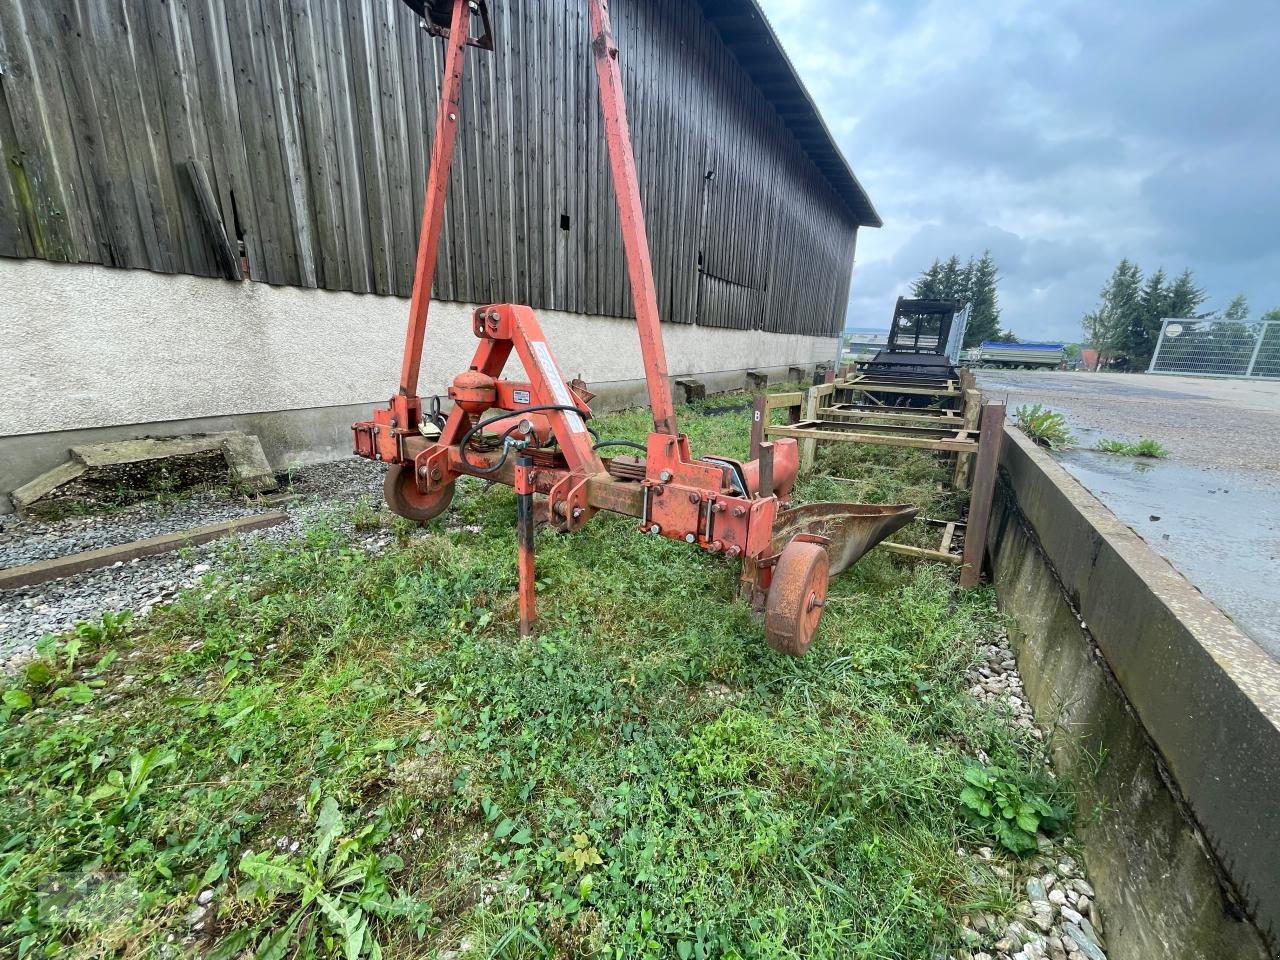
{"left": 588, "top": 0, "right": 677, "bottom": 436}
{"left": 398, "top": 0, "right": 473, "bottom": 397}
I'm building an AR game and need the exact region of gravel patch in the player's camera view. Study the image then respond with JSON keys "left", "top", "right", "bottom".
{"left": 959, "top": 630, "right": 1109, "bottom": 960}
{"left": 0, "top": 458, "right": 387, "bottom": 663}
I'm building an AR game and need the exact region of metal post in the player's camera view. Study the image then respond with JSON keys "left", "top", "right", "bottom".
{"left": 1147, "top": 319, "right": 1170, "bottom": 374}
{"left": 588, "top": 0, "right": 677, "bottom": 436}
{"left": 758, "top": 442, "right": 774, "bottom": 501}
{"left": 960, "top": 402, "right": 1005, "bottom": 588}
{"left": 398, "top": 0, "right": 473, "bottom": 397}
{"left": 1245, "top": 322, "right": 1268, "bottom": 378}
{"left": 514, "top": 455, "right": 536, "bottom": 637}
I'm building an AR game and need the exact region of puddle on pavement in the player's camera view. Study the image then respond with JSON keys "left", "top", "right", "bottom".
{"left": 1056, "top": 449, "right": 1280, "bottom": 659}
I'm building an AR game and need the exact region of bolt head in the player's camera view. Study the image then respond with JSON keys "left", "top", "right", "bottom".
{"left": 430, "top": 468, "right": 442, "bottom": 481}
{"left": 659, "top": 470, "right": 673, "bottom": 482}
{"left": 572, "top": 507, "right": 583, "bottom": 518}
{"left": 732, "top": 506, "right": 745, "bottom": 518}
{"left": 649, "top": 524, "right": 661, "bottom": 534}
{"left": 419, "top": 465, "right": 428, "bottom": 476}
{"left": 684, "top": 533, "right": 696, "bottom": 543}
{"left": 688, "top": 492, "right": 700, "bottom": 504}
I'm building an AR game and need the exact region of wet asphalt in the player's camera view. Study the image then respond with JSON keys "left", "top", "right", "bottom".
{"left": 978, "top": 371, "right": 1280, "bottom": 659}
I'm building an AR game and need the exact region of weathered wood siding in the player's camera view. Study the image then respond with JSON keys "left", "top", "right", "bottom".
{"left": 0, "top": 0, "right": 860, "bottom": 337}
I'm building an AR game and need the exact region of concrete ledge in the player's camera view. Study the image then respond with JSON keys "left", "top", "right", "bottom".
{"left": 989, "top": 424, "right": 1279, "bottom": 957}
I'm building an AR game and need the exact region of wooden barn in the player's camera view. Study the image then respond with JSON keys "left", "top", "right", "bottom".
{"left": 0, "top": 0, "right": 880, "bottom": 507}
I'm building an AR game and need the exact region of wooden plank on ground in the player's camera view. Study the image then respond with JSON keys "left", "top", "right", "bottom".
{"left": 0, "top": 512, "right": 289, "bottom": 590}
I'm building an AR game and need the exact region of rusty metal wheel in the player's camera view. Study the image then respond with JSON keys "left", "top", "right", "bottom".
{"left": 764, "top": 539, "right": 830, "bottom": 656}
{"left": 383, "top": 463, "right": 455, "bottom": 523}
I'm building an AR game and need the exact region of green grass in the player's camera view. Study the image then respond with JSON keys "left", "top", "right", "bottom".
{"left": 1012, "top": 404, "right": 1074, "bottom": 451}
{"left": 1095, "top": 438, "right": 1170, "bottom": 459}
{"left": 1, "top": 396, "right": 1069, "bottom": 959}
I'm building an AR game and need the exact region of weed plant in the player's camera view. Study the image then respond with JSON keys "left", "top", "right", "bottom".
{"left": 1095, "top": 438, "right": 1170, "bottom": 459}
{"left": 1012, "top": 405, "right": 1074, "bottom": 451}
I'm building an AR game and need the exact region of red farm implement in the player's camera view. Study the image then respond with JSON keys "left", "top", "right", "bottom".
{"left": 352, "top": 0, "right": 916, "bottom": 655}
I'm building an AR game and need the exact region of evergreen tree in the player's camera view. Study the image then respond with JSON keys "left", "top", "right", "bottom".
{"left": 937, "top": 255, "right": 965, "bottom": 300}
{"left": 1082, "top": 259, "right": 1142, "bottom": 366}
{"left": 910, "top": 251, "right": 1004, "bottom": 347}
{"left": 1219, "top": 293, "right": 1249, "bottom": 325}
{"left": 1166, "top": 270, "right": 1208, "bottom": 320}
{"left": 964, "top": 251, "right": 1001, "bottom": 347}
{"left": 1127, "top": 268, "right": 1169, "bottom": 369}
{"left": 912, "top": 260, "right": 943, "bottom": 299}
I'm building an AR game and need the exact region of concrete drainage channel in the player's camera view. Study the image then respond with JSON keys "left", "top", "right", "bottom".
{"left": 988, "top": 426, "right": 1279, "bottom": 959}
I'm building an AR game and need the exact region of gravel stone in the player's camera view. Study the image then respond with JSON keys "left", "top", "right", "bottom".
{"left": 1, "top": 459, "right": 385, "bottom": 663}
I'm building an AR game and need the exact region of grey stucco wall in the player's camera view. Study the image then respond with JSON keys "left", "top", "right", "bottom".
{"left": 0, "top": 259, "right": 835, "bottom": 505}
{"left": 989, "top": 424, "right": 1279, "bottom": 958}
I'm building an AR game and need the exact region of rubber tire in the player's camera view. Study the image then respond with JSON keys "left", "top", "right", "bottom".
{"left": 763, "top": 540, "right": 830, "bottom": 657}
{"left": 383, "top": 463, "right": 455, "bottom": 523}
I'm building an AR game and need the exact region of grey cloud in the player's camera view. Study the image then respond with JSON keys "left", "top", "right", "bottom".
{"left": 760, "top": 0, "right": 1280, "bottom": 337}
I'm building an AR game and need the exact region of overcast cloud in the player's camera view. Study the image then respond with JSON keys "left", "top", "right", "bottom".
{"left": 758, "top": 0, "right": 1280, "bottom": 341}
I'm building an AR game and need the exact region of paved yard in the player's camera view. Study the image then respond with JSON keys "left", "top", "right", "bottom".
{"left": 979, "top": 371, "right": 1280, "bottom": 658}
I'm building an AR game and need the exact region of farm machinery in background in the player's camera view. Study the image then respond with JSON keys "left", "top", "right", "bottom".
{"left": 967, "top": 341, "right": 1067, "bottom": 370}
{"left": 350, "top": 0, "right": 916, "bottom": 655}
{"left": 837, "top": 297, "right": 970, "bottom": 409}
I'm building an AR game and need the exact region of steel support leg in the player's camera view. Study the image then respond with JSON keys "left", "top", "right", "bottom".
{"left": 398, "top": 0, "right": 473, "bottom": 396}
{"left": 515, "top": 455, "right": 537, "bottom": 637}
{"left": 588, "top": 0, "right": 677, "bottom": 436}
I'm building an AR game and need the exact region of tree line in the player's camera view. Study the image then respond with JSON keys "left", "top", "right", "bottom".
{"left": 1082, "top": 261, "right": 1279, "bottom": 371}
{"left": 905, "top": 252, "right": 1277, "bottom": 372}
{"left": 911, "top": 252, "right": 1010, "bottom": 348}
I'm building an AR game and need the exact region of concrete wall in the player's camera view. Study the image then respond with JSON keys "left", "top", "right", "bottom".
{"left": 988, "top": 425, "right": 1279, "bottom": 959}
{"left": 0, "top": 260, "right": 834, "bottom": 507}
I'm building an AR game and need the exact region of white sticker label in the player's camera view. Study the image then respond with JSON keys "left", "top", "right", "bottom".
{"left": 513, "top": 389, "right": 531, "bottom": 405}
{"left": 529, "top": 341, "right": 586, "bottom": 433}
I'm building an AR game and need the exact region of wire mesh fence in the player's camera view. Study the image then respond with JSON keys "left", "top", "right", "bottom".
{"left": 1148, "top": 319, "right": 1280, "bottom": 379}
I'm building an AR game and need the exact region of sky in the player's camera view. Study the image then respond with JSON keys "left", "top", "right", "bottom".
{"left": 758, "top": 0, "right": 1280, "bottom": 341}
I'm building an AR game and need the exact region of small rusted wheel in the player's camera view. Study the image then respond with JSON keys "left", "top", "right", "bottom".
{"left": 383, "top": 463, "right": 455, "bottom": 523}
{"left": 764, "top": 539, "right": 830, "bottom": 656}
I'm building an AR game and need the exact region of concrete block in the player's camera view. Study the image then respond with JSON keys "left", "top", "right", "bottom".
{"left": 70, "top": 432, "right": 278, "bottom": 492}
{"left": 10, "top": 460, "right": 87, "bottom": 509}
{"left": 745, "top": 370, "right": 769, "bottom": 391}
{"left": 674, "top": 378, "right": 706, "bottom": 403}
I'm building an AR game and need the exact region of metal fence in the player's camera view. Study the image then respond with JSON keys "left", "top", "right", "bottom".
{"left": 1148, "top": 319, "right": 1280, "bottom": 379}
